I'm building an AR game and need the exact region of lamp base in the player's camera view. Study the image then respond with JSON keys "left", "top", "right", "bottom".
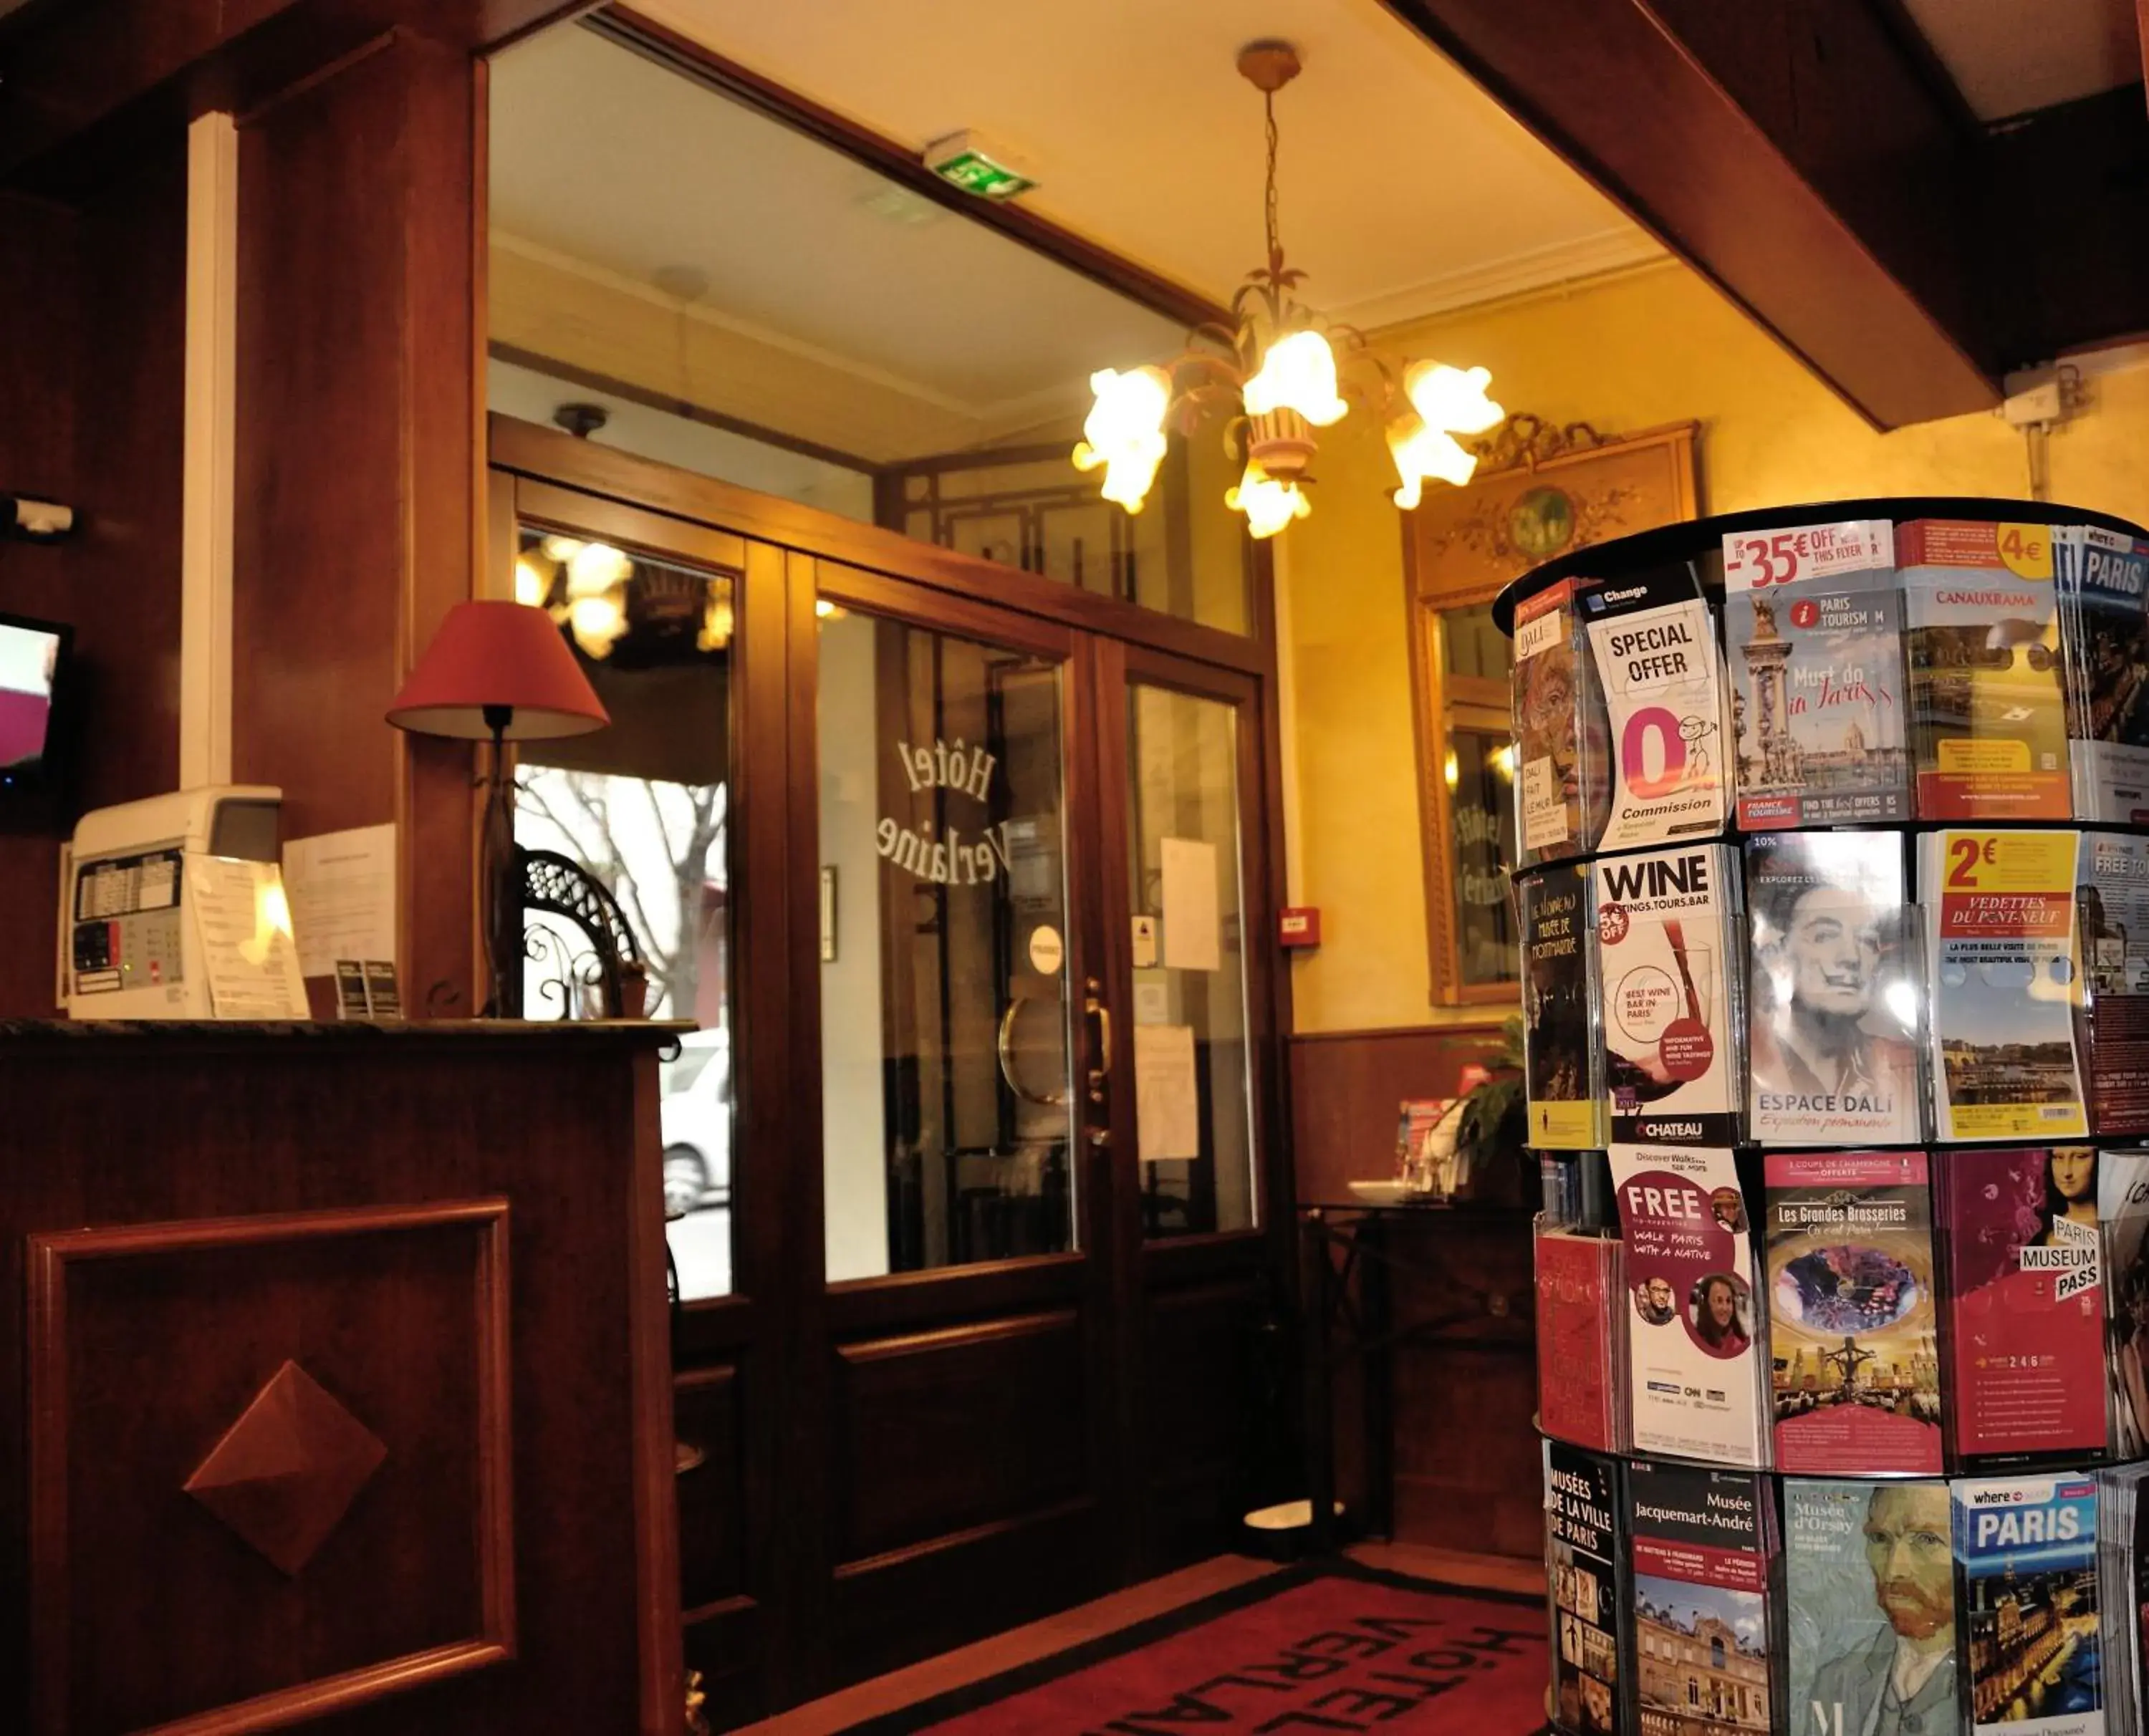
{"left": 480, "top": 710, "right": 520, "bottom": 1018}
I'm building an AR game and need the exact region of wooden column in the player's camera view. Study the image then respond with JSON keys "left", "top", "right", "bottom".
{"left": 231, "top": 28, "right": 482, "bottom": 1015}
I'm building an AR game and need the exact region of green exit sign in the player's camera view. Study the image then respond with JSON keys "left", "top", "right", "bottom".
{"left": 923, "top": 131, "right": 1036, "bottom": 201}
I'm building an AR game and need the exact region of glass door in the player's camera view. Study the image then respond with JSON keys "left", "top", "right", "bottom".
{"left": 814, "top": 593, "right": 1082, "bottom": 1281}
{"left": 1091, "top": 640, "right": 1282, "bottom": 1571}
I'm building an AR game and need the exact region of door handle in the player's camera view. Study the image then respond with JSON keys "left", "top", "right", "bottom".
{"left": 1084, "top": 978, "right": 1111, "bottom": 1106}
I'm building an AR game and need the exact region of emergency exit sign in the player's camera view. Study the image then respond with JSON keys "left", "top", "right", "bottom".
{"left": 923, "top": 131, "right": 1036, "bottom": 201}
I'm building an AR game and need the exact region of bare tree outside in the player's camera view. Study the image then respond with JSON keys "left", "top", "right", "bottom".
{"left": 516, "top": 765, "right": 727, "bottom": 1021}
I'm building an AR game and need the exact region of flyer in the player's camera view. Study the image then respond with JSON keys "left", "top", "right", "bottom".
{"left": 1921, "top": 829, "right": 2087, "bottom": 1142}
{"left": 1940, "top": 1146, "right": 2108, "bottom": 1467}
{"left": 1899, "top": 518, "right": 2071, "bottom": 821}
{"left": 1582, "top": 568, "right": 1730, "bottom": 851}
{"left": 1610, "top": 1143, "right": 1763, "bottom": 1466}
{"left": 2057, "top": 523, "right": 2149, "bottom": 824}
{"left": 1627, "top": 1461, "right": 1776, "bottom": 1735}
{"left": 2079, "top": 830, "right": 2149, "bottom": 1135}
{"left": 1594, "top": 843, "right": 1739, "bottom": 1147}
{"left": 1953, "top": 1475, "right": 2103, "bottom": 1735}
{"left": 1537, "top": 1221, "right": 1621, "bottom": 1453}
{"left": 1784, "top": 1478, "right": 1957, "bottom": 1736}
{"left": 1520, "top": 863, "right": 1604, "bottom": 1149}
{"left": 1723, "top": 519, "right": 1910, "bottom": 828}
{"left": 1545, "top": 1440, "right": 1625, "bottom": 1736}
{"left": 1514, "top": 576, "right": 1610, "bottom": 866}
{"left": 1763, "top": 1149, "right": 1941, "bottom": 1473}
{"left": 1746, "top": 831, "right": 1920, "bottom": 1147}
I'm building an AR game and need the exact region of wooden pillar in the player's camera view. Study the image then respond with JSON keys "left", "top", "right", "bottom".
{"left": 231, "top": 28, "right": 482, "bottom": 1015}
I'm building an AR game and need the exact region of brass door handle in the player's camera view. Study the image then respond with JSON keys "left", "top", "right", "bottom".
{"left": 997, "top": 994, "right": 1069, "bottom": 1106}
{"left": 1085, "top": 977, "right": 1112, "bottom": 1075}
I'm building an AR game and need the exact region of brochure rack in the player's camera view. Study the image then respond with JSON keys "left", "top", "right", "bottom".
{"left": 1499, "top": 498, "right": 2149, "bottom": 1736}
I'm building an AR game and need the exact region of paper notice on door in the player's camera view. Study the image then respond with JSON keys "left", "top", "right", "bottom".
{"left": 1160, "top": 836, "right": 1220, "bottom": 972}
{"left": 186, "top": 855, "right": 309, "bottom": 1018}
{"left": 282, "top": 822, "right": 398, "bottom": 978}
{"left": 1133, "top": 980, "right": 1170, "bottom": 1026}
{"left": 1133, "top": 1022, "right": 1200, "bottom": 1162}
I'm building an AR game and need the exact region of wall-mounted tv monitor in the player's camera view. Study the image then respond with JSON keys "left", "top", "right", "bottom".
{"left": 0, "top": 611, "right": 71, "bottom": 821}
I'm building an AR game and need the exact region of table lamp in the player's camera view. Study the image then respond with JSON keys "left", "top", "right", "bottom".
{"left": 388, "top": 599, "right": 610, "bottom": 1016}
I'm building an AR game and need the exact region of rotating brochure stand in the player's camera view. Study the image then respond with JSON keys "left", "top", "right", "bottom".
{"left": 1501, "top": 498, "right": 2149, "bottom": 1736}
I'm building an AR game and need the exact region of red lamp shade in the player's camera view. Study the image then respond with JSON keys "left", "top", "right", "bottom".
{"left": 386, "top": 600, "right": 610, "bottom": 741}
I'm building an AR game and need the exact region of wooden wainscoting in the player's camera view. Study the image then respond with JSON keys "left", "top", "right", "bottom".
{"left": 1139, "top": 1238, "right": 1275, "bottom": 1572}
{"left": 0, "top": 1026, "right": 683, "bottom": 1735}
{"left": 824, "top": 1293, "right": 1105, "bottom": 1688}
{"left": 1289, "top": 1022, "right": 1512, "bottom": 1204}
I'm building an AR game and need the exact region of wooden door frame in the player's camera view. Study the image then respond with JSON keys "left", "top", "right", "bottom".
{"left": 489, "top": 418, "right": 1299, "bottom": 1706}
{"left": 489, "top": 415, "right": 1269, "bottom": 677}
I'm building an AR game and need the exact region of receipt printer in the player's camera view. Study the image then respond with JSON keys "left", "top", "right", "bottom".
{"left": 61, "top": 786, "right": 307, "bottom": 1019}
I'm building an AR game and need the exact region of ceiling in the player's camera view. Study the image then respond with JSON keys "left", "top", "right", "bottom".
{"left": 617, "top": 0, "right": 1660, "bottom": 326}
{"left": 1899, "top": 0, "right": 2140, "bottom": 120}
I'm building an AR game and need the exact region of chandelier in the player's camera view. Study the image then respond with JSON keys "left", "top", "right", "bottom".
{"left": 1071, "top": 41, "right": 1502, "bottom": 539}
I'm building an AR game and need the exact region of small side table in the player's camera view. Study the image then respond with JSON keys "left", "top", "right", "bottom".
{"left": 1298, "top": 1200, "right": 1537, "bottom": 1553}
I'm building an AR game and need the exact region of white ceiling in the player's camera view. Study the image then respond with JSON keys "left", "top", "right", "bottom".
{"left": 1900, "top": 0, "right": 2140, "bottom": 119}
{"left": 620, "top": 0, "right": 1659, "bottom": 327}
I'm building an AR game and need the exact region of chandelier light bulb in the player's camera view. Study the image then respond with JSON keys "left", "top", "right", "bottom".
{"left": 566, "top": 541, "right": 633, "bottom": 599}
{"left": 1243, "top": 329, "right": 1347, "bottom": 428}
{"left": 1072, "top": 365, "right": 1171, "bottom": 513}
{"left": 513, "top": 555, "right": 549, "bottom": 608}
{"left": 1403, "top": 360, "right": 1503, "bottom": 436}
{"left": 1226, "top": 459, "right": 1311, "bottom": 539}
{"left": 1386, "top": 410, "right": 1479, "bottom": 509}
{"left": 568, "top": 593, "right": 625, "bottom": 657}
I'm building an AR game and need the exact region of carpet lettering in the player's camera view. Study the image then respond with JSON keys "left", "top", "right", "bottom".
{"left": 1077, "top": 1616, "right": 1539, "bottom": 1735}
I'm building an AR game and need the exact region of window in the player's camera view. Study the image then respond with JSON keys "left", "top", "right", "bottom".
{"left": 1125, "top": 683, "right": 1256, "bottom": 1235}
{"left": 817, "top": 604, "right": 1074, "bottom": 1282}
{"left": 881, "top": 443, "right": 1252, "bottom": 634}
{"left": 510, "top": 527, "right": 737, "bottom": 1300}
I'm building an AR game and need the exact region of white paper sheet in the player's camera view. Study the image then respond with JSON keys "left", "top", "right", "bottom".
{"left": 1159, "top": 836, "right": 1220, "bottom": 972}
{"left": 1133, "top": 1023, "right": 1200, "bottom": 1162}
{"left": 282, "top": 823, "right": 398, "bottom": 978}
{"left": 1133, "top": 980, "right": 1170, "bottom": 1026}
{"left": 187, "top": 856, "right": 309, "bottom": 1018}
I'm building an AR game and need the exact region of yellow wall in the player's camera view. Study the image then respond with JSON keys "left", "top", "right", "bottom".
{"left": 1286, "top": 259, "right": 2149, "bottom": 1034}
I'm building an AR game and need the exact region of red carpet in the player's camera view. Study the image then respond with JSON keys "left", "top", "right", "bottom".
{"left": 841, "top": 1563, "right": 1548, "bottom": 1735}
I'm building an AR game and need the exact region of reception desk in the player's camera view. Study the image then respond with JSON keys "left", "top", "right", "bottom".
{"left": 0, "top": 1021, "right": 685, "bottom": 1736}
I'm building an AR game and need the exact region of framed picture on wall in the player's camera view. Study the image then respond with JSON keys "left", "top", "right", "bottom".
{"left": 1403, "top": 418, "right": 1701, "bottom": 1006}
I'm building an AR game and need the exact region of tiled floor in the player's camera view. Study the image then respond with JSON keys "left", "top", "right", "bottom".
{"left": 734, "top": 1544, "right": 1537, "bottom": 1734}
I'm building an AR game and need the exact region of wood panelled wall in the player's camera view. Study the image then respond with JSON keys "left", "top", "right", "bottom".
{"left": 1289, "top": 1023, "right": 1510, "bottom": 1205}
{"left": 0, "top": 154, "right": 188, "bottom": 1018}
{"left": 233, "top": 29, "right": 479, "bottom": 1015}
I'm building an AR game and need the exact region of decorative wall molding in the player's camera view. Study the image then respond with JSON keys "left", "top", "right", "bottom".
{"left": 27, "top": 1199, "right": 515, "bottom": 1735}
{"left": 1337, "top": 227, "right": 1668, "bottom": 336}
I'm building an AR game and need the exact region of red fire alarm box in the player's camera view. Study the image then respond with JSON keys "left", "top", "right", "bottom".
{"left": 1278, "top": 907, "right": 1320, "bottom": 949}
